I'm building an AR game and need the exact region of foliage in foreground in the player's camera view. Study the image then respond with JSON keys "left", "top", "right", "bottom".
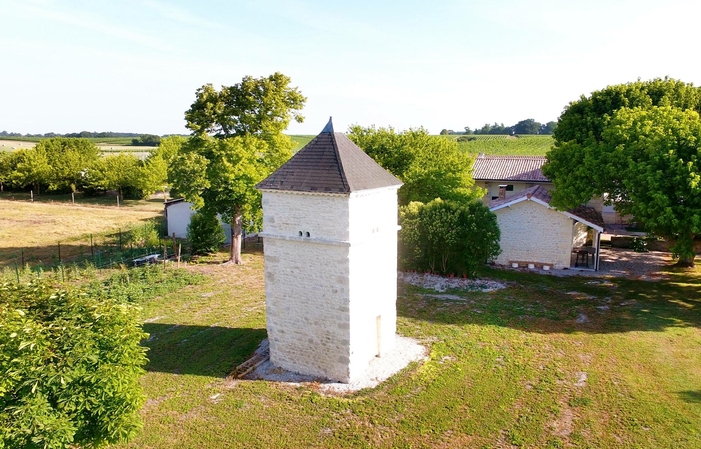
{"left": 0, "top": 282, "right": 148, "bottom": 449}
{"left": 399, "top": 198, "right": 501, "bottom": 277}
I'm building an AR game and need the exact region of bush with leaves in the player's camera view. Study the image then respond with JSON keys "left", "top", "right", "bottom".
{"left": 127, "top": 220, "right": 162, "bottom": 249}
{"left": 399, "top": 199, "right": 501, "bottom": 277}
{"left": 0, "top": 281, "right": 148, "bottom": 448}
{"left": 187, "top": 210, "right": 226, "bottom": 255}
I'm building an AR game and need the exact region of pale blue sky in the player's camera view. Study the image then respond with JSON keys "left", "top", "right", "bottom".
{"left": 1, "top": 0, "right": 699, "bottom": 135}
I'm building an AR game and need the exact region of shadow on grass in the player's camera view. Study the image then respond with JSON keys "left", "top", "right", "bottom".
{"left": 397, "top": 267, "right": 701, "bottom": 335}
{"left": 142, "top": 323, "right": 267, "bottom": 377}
{"left": 677, "top": 391, "right": 701, "bottom": 403}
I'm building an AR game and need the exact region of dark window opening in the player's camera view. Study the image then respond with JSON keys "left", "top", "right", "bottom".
{"left": 305, "top": 232, "right": 310, "bottom": 237}
{"left": 506, "top": 185, "right": 514, "bottom": 191}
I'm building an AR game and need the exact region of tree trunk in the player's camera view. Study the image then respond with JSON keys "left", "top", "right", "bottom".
{"left": 229, "top": 206, "right": 243, "bottom": 264}
{"left": 673, "top": 233, "right": 696, "bottom": 268}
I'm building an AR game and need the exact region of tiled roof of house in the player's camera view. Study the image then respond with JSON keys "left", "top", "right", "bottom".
{"left": 472, "top": 154, "right": 550, "bottom": 182}
{"left": 256, "top": 118, "right": 402, "bottom": 193}
{"left": 489, "top": 185, "right": 605, "bottom": 231}
{"left": 489, "top": 185, "right": 551, "bottom": 209}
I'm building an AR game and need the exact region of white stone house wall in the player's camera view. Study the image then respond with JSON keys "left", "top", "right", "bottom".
{"left": 572, "top": 222, "right": 589, "bottom": 248}
{"left": 347, "top": 188, "right": 399, "bottom": 379}
{"left": 494, "top": 200, "right": 573, "bottom": 268}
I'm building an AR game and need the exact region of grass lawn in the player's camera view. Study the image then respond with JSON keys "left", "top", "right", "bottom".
{"left": 113, "top": 247, "right": 701, "bottom": 448}
{"left": 0, "top": 197, "right": 164, "bottom": 268}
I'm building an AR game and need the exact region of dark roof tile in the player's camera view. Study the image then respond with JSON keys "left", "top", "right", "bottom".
{"left": 257, "top": 119, "right": 402, "bottom": 193}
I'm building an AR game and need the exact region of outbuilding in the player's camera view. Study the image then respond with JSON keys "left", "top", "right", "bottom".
{"left": 490, "top": 185, "right": 605, "bottom": 270}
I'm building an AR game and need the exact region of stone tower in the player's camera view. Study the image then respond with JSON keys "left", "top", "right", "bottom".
{"left": 256, "top": 118, "right": 402, "bottom": 383}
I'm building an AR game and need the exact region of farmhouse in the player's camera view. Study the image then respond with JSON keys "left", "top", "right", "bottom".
{"left": 256, "top": 118, "right": 403, "bottom": 383}
{"left": 472, "top": 154, "right": 623, "bottom": 227}
{"left": 490, "top": 185, "right": 605, "bottom": 270}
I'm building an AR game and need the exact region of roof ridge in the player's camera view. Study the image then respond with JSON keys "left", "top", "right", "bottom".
{"left": 332, "top": 132, "right": 349, "bottom": 192}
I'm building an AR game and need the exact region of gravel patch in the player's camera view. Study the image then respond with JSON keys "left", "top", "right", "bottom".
{"left": 244, "top": 336, "right": 427, "bottom": 394}
{"left": 399, "top": 272, "right": 505, "bottom": 292}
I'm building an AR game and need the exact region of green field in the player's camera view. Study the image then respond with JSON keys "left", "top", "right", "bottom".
{"left": 458, "top": 135, "right": 554, "bottom": 156}
{"left": 104, "top": 248, "right": 701, "bottom": 449}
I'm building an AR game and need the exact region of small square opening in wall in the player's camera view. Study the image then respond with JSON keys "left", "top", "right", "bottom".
{"left": 298, "top": 231, "right": 303, "bottom": 236}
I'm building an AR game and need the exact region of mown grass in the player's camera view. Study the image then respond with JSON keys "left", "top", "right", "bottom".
{"left": 290, "top": 135, "right": 315, "bottom": 152}
{"left": 110, "top": 249, "right": 701, "bottom": 448}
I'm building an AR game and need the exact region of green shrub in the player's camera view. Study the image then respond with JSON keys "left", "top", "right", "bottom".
{"left": 127, "top": 220, "right": 161, "bottom": 249}
{"left": 187, "top": 210, "right": 226, "bottom": 255}
{"left": 398, "top": 199, "right": 501, "bottom": 277}
{"left": 0, "top": 281, "right": 148, "bottom": 448}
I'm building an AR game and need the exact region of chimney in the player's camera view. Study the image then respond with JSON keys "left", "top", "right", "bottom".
{"left": 498, "top": 185, "right": 507, "bottom": 199}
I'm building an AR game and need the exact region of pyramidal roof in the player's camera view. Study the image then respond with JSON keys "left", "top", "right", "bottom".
{"left": 256, "top": 118, "right": 402, "bottom": 193}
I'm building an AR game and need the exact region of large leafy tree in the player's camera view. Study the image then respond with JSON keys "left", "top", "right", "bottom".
{"left": 170, "top": 135, "right": 292, "bottom": 263}
{"left": 175, "top": 73, "right": 304, "bottom": 264}
{"left": 347, "top": 125, "right": 482, "bottom": 205}
{"left": 184, "top": 72, "right": 306, "bottom": 139}
{"left": 37, "top": 137, "right": 100, "bottom": 192}
{"left": 543, "top": 78, "right": 701, "bottom": 266}
{"left": 8, "top": 147, "right": 51, "bottom": 194}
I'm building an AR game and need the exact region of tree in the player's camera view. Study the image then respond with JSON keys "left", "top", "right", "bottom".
{"left": 184, "top": 72, "right": 306, "bottom": 139}
{"left": 35, "top": 137, "right": 100, "bottom": 192}
{"left": 8, "top": 147, "right": 51, "bottom": 194}
{"left": 170, "top": 135, "right": 292, "bottom": 263}
{"left": 84, "top": 153, "right": 144, "bottom": 198}
{"left": 398, "top": 199, "right": 501, "bottom": 277}
{"left": 347, "top": 126, "right": 483, "bottom": 205}
{"left": 540, "top": 121, "right": 557, "bottom": 134}
{"left": 543, "top": 78, "right": 701, "bottom": 266}
{"left": 176, "top": 73, "right": 304, "bottom": 263}
{"left": 187, "top": 210, "right": 226, "bottom": 255}
{"left": 131, "top": 134, "right": 161, "bottom": 146}
{"left": 513, "top": 118, "right": 541, "bottom": 135}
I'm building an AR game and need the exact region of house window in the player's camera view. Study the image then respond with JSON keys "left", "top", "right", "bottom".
{"left": 506, "top": 185, "right": 514, "bottom": 191}
{"left": 491, "top": 196, "right": 499, "bottom": 200}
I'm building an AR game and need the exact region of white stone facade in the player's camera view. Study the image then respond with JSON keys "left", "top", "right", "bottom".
{"left": 260, "top": 186, "right": 399, "bottom": 383}
{"left": 493, "top": 200, "right": 573, "bottom": 269}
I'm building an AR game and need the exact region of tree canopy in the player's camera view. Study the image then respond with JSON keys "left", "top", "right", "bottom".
{"left": 170, "top": 134, "right": 293, "bottom": 263}
{"left": 543, "top": 78, "right": 701, "bottom": 266}
{"left": 177, "top": 73, "right": 304, "bottom": 263}
{"left": 184, "top": 72, "right": 306, "bottom": 139}
{"left": 347, "top": 125, "right": 483, "bottom": 205}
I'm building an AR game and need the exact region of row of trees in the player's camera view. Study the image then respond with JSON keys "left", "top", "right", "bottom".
{"left": 0, "top": 136, "right": 179, "bottom": 198}
{"left": 441, "top": 119, "right": 557, "bottom": 136}
{"left": 0, "top": 130, "right": 166, "bottom": 139}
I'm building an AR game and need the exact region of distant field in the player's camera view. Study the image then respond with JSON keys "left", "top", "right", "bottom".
{"left": 458, "top": 135, "right": 554, "bottom": 156}
{"left": 290, "top": 135, "right": 315, "bottom": 152}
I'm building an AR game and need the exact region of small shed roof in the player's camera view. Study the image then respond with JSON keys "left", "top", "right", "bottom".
{"left": 256, "top": 118, "right": 402, "bottom": 194}
{"left": 472, "top": 154, "right": 550, "bottom": 182}
{"left": 489, "top": 185, "right": 604, "bottom": 232}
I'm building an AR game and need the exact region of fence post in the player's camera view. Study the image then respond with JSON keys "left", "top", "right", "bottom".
{"left": 117, "top": 195, "right": 120, "bottom": 207}
{"left": 21, "top": 248, "right": 24, "bottom": 266}
{"left": 90, "top": 234, "right": 94, "bottom": 256}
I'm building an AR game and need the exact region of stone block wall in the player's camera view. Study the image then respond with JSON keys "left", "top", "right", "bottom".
{"left": 261, "top": 187, "right": 400, "bottom": 383}
{"left": 494, "top": 200, "right": 573, "bottom": 268}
